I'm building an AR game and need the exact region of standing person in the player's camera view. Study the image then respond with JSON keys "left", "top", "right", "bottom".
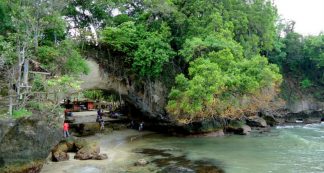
{"left": 100, "top": 119, "right": 105, "bottom": 131}
{"left": 96, "top": 108, "right": 102, "bottom": 122}
{"left": 139, "top": 121, "right": 144, "bottom": 131}
{"left": 63, "top": 121, "right": 70, "bottom": 138}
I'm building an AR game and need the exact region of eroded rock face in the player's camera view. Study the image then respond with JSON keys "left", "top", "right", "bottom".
{"left": 0, "top": 114, "right": 63, "bottom": 172}
{"left": 80, "top": 59, "right": 169, "bottom": 121}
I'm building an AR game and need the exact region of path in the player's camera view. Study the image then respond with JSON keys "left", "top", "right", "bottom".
{"left": 69, "top": 111, "right": 120, "bottom": 124}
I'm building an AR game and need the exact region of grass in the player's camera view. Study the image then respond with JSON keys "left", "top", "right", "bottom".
{"left": 12, "top": 108, "right": 32, "bottom": 119}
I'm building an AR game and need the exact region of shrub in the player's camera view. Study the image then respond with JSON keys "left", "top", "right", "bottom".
{"left": 12, "top": 108, "right": 32, "bottom": 119}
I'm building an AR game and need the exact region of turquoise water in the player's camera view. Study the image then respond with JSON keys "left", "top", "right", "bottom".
{"left": 41, "top": 123, "right": 324, "bottom": 173}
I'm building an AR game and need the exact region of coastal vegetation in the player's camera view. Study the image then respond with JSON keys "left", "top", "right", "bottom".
{"left": 0, "top": 0, "right": 323, "bottom": 123}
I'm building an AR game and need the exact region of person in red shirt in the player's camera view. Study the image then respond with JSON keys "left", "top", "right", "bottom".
{"left": 63, "top": 121, "right": 70, "bottom": 138}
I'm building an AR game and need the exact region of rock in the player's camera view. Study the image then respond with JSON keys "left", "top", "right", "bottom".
{"left": 262, "top": 115, "right": 278, "bottom": 126}
{"left": 241, "top": 125, "right": 252, "bottom": 135}
{"left": 52, "top": 142, "right": 69, "bottom": 162}
{"left": 0, "top": 114, "right": 63, "bottom": 170}
{"left": 93, "top": 153, "right": 108, "bottom": 160}
{"left": 203, "top": 129, "right": 225, "bottom": 137}
{"left": 225, "top": 120, "right": 251, "bottom": 135}
{"left": 159, "top": 165, "right": 195, "bottom": 173}
{"left": 134, "top": 159, "right": 148, "bottom": 166}
{"left": 182, "top": 118, "right": 225, "bottom": 134}
{"left": 246, "top": 116, "right": 267, "bottom": 127}
{"left": 51, "top": 138, "right": 106, "bottom": 161}
{"left": 74, "top": 140, "right": 100, "bottom": 160}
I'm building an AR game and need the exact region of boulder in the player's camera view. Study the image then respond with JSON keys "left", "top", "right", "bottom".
{"left": 262, "top": 115, "right": 278, "bottom": 126}
{"left": 182, "top": 118, "right": 225, "bottom": 134}
{"left": 246, "top": 116, "right": 267, "bottom": 127}
{"left": 0, "top": 114, "right": 63, "bottom": 171}
{"left": 134, "top": 159, "right": 148, "bottom": 166}
{"left": 52, "top": 143, "right": 69, "bottom": 162}
{"left": 226, "top": 124, "right": 251, "bottom": 135}
{"left": 225, "top": 120, "right": 251, "bottom": 135}
{"left": 51, "top": 138, "right": 107, "bottom": 161}
{"left": 74, "top": 144, "right": 100, "bottom": 160}
{"left": 93, "top": 153, "right": 108, "bottom": 160}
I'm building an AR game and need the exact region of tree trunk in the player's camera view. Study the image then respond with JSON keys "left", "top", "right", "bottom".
{"left": 23, "top": 59, "right": 29, "bottom": 87}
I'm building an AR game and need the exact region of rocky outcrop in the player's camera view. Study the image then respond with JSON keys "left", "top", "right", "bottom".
{"left": 246, "top": 116, "right": 267, "bottom": 127}
{"left": 225, "top": 120, "right": 252, "bottom": 135}
{"left": 52, "top": 139, "right": 75, "bottom": 162}
{"left": 51, "top": 138, "right": 107, "bottom": 161}
{"left": 80, "top": 59, "right": 169, "bottom": 121}
{"left": 0, "top": 113, "right": 63, "bottom": 172}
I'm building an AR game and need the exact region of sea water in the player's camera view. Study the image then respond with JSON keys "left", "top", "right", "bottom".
{"left": 41, "top": 123, "right": 324, "bottom": 173}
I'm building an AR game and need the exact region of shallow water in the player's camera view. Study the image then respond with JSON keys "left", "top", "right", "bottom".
{"left": 41, "top": 123, "right": 324, "bottom": 173}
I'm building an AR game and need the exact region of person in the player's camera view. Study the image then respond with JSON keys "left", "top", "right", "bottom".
{"left": 96, "top": 108, "right": 102, "bottom": 122}
{"left": 138, "top": 121, "right": 144, "bottom": 131}
{"left": 63, "top": 121, "right": 70, "bottom": 138}
{"left": 100, "top": 119, "right": 105, "bottom": 131}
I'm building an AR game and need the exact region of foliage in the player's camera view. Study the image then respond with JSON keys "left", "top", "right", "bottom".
{"left": 37, "top": 40, "right": 89, "bottom": 75}
{"left": 167, "top": 48, "right": 282, "bottom": 122}
{"left": 101, "top": 21, "right": 175, "bottom": 78}
{"left": 12, "top": 108, "right": 32, "bottom": 119}
{"left": 300, "top": 78, "right": 312, "bottom": 89}
{"left": 46, "top": 75, "right": 83, "bottom": 103}
{"left": 83, "top": 90, "right": 104, "bottom": 100}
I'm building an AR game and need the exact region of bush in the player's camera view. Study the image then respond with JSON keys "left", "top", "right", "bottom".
{"left": 300, "top": 78, "right": 312, "bottom": 89}
{"left": 12, "top": 108, "right": 32, "bottom": 119}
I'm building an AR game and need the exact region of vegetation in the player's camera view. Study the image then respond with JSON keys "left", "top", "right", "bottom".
{"left": 268, "top": 21, "right": 324, "bottom": 101}
{"left": 0, "top": 0, "right": 89, "bottom": 117}
{"left": 0, "top": 0, "right": 323, "bottom": 123}
{"left": 12, "top": 108, "right": 32, "bottom": 119}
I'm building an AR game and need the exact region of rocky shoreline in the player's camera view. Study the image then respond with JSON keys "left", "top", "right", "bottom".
{"left": 0, "top": 108, "right": 323, "bottom": 173}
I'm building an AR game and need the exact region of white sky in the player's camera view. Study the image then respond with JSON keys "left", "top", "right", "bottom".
{"left": 274, "top": 0, "right": 324, "bottom": 35}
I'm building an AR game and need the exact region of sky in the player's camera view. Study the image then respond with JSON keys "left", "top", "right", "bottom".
{"left": 274, "top": 0, "right": 324, "bottom": 35}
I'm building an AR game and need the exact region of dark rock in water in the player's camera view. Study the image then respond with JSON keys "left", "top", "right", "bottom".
{"left": 0, "top": 114, "right": 63, "bottom": 172}
{"left": 226, "top": 124, "right": 251, "bottom": 135}
{"left": 262, "top": 115, "right": 278, "bottom": 126}
{"left": 273, "top": 110, "right": 324, "bottom": 124}
{"left": 225, "top": 119, "right": 251, "bottom": 135}
{"left": 136, "top": 148, "right": 225, "bottom": 173}
{"left": 159, "top": 165, "right": 195, "bottom": 173}
{"left": 246, "top": 116, "right": 267, "bottom": 127}
{"left": 181, "top": 118, "right": 225, "bottom": 134}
